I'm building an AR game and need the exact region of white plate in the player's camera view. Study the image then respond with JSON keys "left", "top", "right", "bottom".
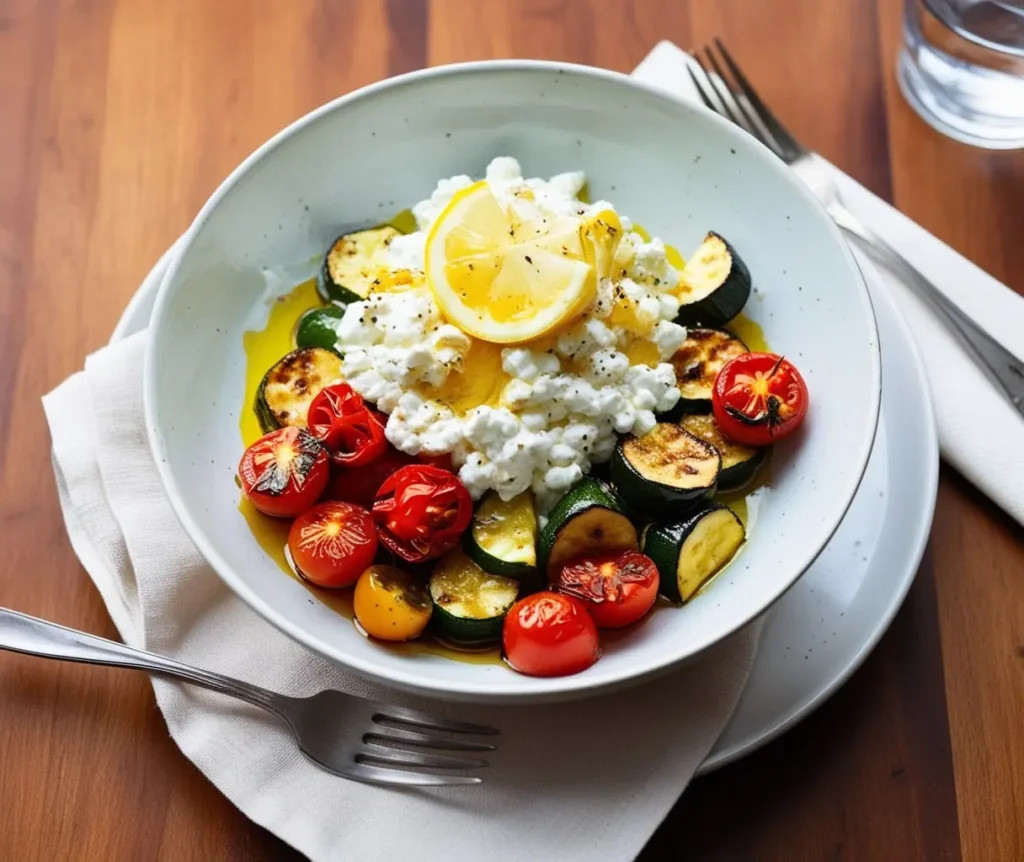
{"left": 114, "top": 240, "right": 935, "bottom": 769}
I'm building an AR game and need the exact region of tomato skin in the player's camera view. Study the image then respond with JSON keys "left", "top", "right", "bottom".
{"left": 373, "top": 465, "right": 473, "bottom": 562}
{"left": 712, "top": 352, "right": 809, "bottom": 447}
{"left": 502, "top": 592, "right": 601, "bottom": 677}
{"left": 307, "top": 383, "right": 387, "bottom": 467}
{"left": 354, "top": 565, "right": 433, "bottom": 641}
{"left": 287, "top": 501, "right": 378, "bottom": 588}
{"left": 558, "top": 550, "right": 659, "bottom": 629}
{"left": 238, "top": 427, "right": 329, "bottom": 518}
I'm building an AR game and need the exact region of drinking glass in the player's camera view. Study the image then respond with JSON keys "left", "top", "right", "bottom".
{"left": 899, "top": 0, "right": 1024, "bottom": 148}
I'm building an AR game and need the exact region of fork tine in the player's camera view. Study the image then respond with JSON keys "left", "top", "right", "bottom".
{"left": 364, "top": 728, "right": 496, "bottom": 752}
{"left": 712, "top": 38, "right": 806, "bottom": 160}
{"left": 699, "top": 47, "right": 759, "bottom": 138}
{"left": 345, "top": 762, "right": 482, "bottom": 787}
{"left": 373, "top": 707, "right": 499, "bottom": 736}
{"left": 685, "top": 53, "right": 721, "bottom": 112}
{"left": 357, "top": 747, "right": 489, "bottom": 770}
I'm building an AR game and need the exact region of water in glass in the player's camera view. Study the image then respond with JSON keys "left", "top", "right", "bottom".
{"left": 899, "top": 0, "right": 1024, "bottom": 148}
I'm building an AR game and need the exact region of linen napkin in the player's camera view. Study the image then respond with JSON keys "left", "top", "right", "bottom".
{"left": 635, "top": 42, "right": 1024, "bottom": 526}
{"left": 44, "top": 330, "right": 760, "bottom": 862}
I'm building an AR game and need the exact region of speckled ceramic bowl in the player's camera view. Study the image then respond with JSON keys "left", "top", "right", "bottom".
{"left": 144, "top": 61, "right": 880, "bottom": 703}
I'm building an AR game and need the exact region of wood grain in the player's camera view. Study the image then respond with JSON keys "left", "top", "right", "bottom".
{"left": 0, "top": 0, "right": 1021, "bottom": 859}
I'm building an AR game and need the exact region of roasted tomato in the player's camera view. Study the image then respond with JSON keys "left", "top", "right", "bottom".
{"left": 502, "top": 592, "right": 600, "bottom": 677}
{"left": 287, "top": 501, "right": 378, "bottom": 588}
{"left": 237, "top": 427, "right": 329, "bottom": 518}
{"left": 306, "top": 383, "right": 387, "bottom": 467}
{"left": 712, "top": 352, "right": 809, "bottom": 446}
{"left": 353, "top": 564, "right": 433, "bottom": 641}
{"left": 372, "top": 465, "right": 472, "bottom": 562}
{"left": 558, "top": 550, "right": 659, "bottom": 629}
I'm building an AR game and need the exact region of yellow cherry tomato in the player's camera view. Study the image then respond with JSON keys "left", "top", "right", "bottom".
{"left": 354, "top": 565, "right": 433, "bottom": 642}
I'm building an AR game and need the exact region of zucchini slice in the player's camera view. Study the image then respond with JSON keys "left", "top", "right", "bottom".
{"left": 643, "top": 504, "right": 746, "bottom": 603}
{"left": 610, "top": 423, "right": 720, "bottom": 514}
{"left": 669, "top": 328, "right": 748, "bottom": 414}
{"left": 429, "top": 548, "right": 520, "bottom": 643}
{"left": 675, "top": 232, "right": 752, "bottom": 327}
{"left": 317, "top": 226, "right": 402, "bottom": 305}
{"left": 294, "top": 305, "right": 345, "bottom": 352}
{"left": 538, "top": 478, "right": 639, "bottom": 582}
{"left": 255, "top": 347, "right": 343, "bottom": 433}
{"left": 679, "top": 413, "right": 766, "bottom": 492}
{"left": 463, "top": 491, "right": 538, "bottom": 582}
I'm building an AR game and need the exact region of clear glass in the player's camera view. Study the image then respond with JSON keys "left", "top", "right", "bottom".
{"left": 899, "top": 0, "right": 1024, "bottom": 149}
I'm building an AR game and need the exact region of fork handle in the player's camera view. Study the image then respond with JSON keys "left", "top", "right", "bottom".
{"left": 0, "top": 608, "right": 280, "bottom": 712}
{"left": 827, "top": 201, "right": 1024, "bottom": 417}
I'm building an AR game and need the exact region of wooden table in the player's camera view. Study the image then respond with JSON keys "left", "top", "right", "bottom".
{"left": 2, "top": 0, "right": 1022, "bottom": 859}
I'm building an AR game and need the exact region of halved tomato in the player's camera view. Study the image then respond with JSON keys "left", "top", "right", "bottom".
{"left": 287, "top": 501, "right": 378, "bottom": 588}
{"left": 712, "top": 352, "right": 809, "bottom": 446}
{"left": 558, "top": 550, "right": 659, "bottom": 629}
{"left": 238, "top": 427, "right": 329, "bottom": 518}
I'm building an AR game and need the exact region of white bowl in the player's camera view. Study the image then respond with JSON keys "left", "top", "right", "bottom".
{"left": 145, "top": 61, "right": 880, "bottom": 703}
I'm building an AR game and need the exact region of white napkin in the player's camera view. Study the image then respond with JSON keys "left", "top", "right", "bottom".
{"left": 44, "top": 334, "right": 760, "bottom": 862}
{"left": 636, "top": 42, "right": 1024, "bottom": 526}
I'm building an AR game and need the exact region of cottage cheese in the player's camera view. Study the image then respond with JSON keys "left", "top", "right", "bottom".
{"left": 332, "top": 157, "right": 687, "bottom": 510}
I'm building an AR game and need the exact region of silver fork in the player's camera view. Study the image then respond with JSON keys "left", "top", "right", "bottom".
{"left": 0, "top": 608, "right": 497, "bottom": 787}
{"left": 688, "top": 39, "right": 1024, "bottom": 420}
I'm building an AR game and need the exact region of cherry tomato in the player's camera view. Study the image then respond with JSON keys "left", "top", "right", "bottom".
{"left": 558, "top": 550, "right": 659, "bottom": 629}
{"left": 354, "top": 564, "right": 433, "bottom": 641}
{"left": 324, "top": 448, "right": 417, "bottom": 508}
{"left": 372, "top": 465, "right": 472, "bottom": 562}
{"left": 287, "top": 501, "right": 378, "bottom": 588}
{"left": 502, "top": 592, "right": 601, "bottom": 677}
{"left": 307, "top": 383, "right": 387, "bottom": 467}
{"left": 712, "top": 352, "right": 809, "bottom": 447}
{"left": 238, "top": 427, "right": 329, "bottom": 518}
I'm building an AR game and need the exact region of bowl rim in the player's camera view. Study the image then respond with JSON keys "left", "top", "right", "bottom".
{"left": 144, "top": 58, "right": 881, "bottom": 702}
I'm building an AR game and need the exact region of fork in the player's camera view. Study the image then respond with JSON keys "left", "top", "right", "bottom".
{"left": 0, "top": 608, "right": 497, "bottom": 787}
{"left": 687, "top": 39, "right": 1024, "bottom": 420}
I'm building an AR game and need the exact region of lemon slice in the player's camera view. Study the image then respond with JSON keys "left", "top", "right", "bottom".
{"left": 425, "top": 181, "right": 597, "bottom": 344}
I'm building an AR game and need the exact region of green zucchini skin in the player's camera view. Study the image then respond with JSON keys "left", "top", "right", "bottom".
{"left": 675, "top": 232, "right": 752, "bottom": 327}
{"left": 679, "top": 413, "right": 766, "bottom": 492}
{"left": 665, "top": 328, "right": 749, "bottom": 417}
{"left": 643, "top": 504, "right": 746, "bottom": 603}
{"left": 609, "top": 424, "right": 720, "bottom": 516}
{"left": 294, "top": 306, "right": 345, "bottom": 353}
{"left": 428, "top": 550, "right": 519, "bottom": 643}
{"left": 254, "top": 347, "right": 344, "bottom": 434}
{"left": 538, "top": 478, "right": 639, "bottom": 583}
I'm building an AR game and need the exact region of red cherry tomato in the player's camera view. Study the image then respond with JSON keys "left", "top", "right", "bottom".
{"left": 238, "top": 427, "right": 329, "bottom": 518}
{"left": 557, "top": 550, "right": 660, "bottom": 629}
{"left": 307, "top": 383, "right": 387, "bottom": 467}
{"left": 324, "top": 448, "right": 418, "bottom": 508}
{"left": 287, "top": 501, "right": 378, "bottom": 588}
{"left": 372, "top": 465, "right": 472, "bottom": 562}
{"left": 712, "top": 352, "right": 809, "bottom": 447}
{"left": 502, "top": 592, "right": 601, "bottom": 677}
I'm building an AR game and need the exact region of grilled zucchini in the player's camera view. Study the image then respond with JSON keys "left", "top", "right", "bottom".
{"left": 294, "top": 305, "right": 345, "bottom": 352}
{"left": 669, "top": 328, "right": 748, "bottom": 414}
{"left": 676, "top": 232, "right": 752, "bottom": 327}
{"left": 643, "top": 504, "right": 746, "bottom": 603}
{"left": 463, "top": 491, "right": 538, "bottom": 582}
{"left": 255, "top": 347, "right": 343, "bottom": 433}
{"left": 679, "top": 413, "right": 766, "bottom": 492}
{"left": 429, "top": 548, "right": 520, "bottom": 643}
{"left": 317, "top": 226, "right": 402, "bottom": 305}
{"left": 610, "top": 423, "right": 720, "bottom": 514}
